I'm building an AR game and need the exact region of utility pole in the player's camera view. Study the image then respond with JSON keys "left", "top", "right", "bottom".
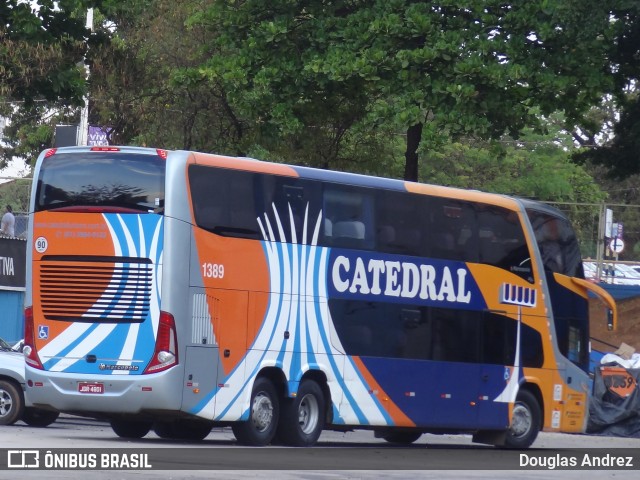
{"left": 77, "top": 8, "right": 93, "bottom": 146}
{"left": 595, "top": 203, "right": 606, "bottom": 281}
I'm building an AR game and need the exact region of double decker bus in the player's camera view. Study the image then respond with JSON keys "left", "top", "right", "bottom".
{"left": 24, "top": 146, "right": 615, "bottom": 447}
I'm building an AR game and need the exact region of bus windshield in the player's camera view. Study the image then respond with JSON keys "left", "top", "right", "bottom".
{"left": 35, "top": 152, "right": 165, "bottom": 213}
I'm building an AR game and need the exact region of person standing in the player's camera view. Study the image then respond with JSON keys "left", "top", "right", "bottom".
{"left": 1, "top": 205, "right": 15, "bottom": 237}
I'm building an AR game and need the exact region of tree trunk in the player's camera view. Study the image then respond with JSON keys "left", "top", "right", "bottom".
{"left": 404, "top": 123, "right": 423, "bottom": 182}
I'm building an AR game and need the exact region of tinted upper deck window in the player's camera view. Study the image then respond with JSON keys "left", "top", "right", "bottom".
{"left": 35, "top": 153, "right": 165, "bottom": 213}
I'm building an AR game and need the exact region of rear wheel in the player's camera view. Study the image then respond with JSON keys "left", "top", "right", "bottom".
{"left": 111, "top": 418, "right": 152, "bottom": 439}
{"left": 22, "top": 408, "right": 59, "bottom": 427}
{"left": 0, "top": 379, "right": 24, "bottom": 426}
{"left": 504, "top": 390, "right": 541, "bottom": 449}
{"left": 277, "top": 380, "right": 325, "bottom": 446}
{"left": 232, "top": 377, "right": 279, "bottom": 446}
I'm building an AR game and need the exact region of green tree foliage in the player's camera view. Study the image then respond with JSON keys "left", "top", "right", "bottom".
{"left": 0, "top": 0, "right": 633, "bottom": 218}
{"left": 89, "top": 0, "right": 261, "bottom": 154}
{"left": 0, "top": 178, "right": 32, "bottom": 214}
{"left": 86, "top": 0, "right": 400, "bottom": 173}
{"left": 0, "top": 0, "right": 91, "bottom": 103}
{"left": 188, "top": 0, "right": 621, "bottom": 181}
{"left": 0, "top": 0, "right": 107, "bottom": 168}
{"left": 573, "top": 1, "right": 640, "bottom": 177}
{"left": 577, "top": 90, "right": 640, "bottom": 178}
{"left": 1, "top": 102, "right": 80, "bottom": 168}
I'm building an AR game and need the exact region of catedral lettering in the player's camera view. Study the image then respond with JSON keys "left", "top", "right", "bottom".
{"left": 332, "top": 255, "right": 472, "bottom": 303}
{"left": 25, "top": 146, "right": 617, "bottom": 450}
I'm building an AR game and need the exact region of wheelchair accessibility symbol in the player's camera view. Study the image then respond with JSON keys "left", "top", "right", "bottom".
{"left": 38, "top": 325, "right": 49, "bottom": 339}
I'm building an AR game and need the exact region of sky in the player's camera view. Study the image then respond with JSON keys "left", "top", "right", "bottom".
{"left": 0, "top": 116, "right": 31, "bottom": 183}
{"left": 0, "top": 158, "right": 30, "bottom": 181}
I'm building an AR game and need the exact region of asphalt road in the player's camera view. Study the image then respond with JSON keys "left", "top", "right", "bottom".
{"left": 2, "top": 415, "right": 640, "bottom": 479}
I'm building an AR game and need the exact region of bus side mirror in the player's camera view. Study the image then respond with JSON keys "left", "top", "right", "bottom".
{"left": 569, "top": 277, "right": 617, "bottom": 332}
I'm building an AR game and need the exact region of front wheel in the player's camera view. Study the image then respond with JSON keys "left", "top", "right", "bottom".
{"left": 111, "top": 418, "right": 152, "bottom": 439}
{"left": 232, "top": 377, "right": 279, "bottom": 446}
{"left": 277, "top": 380, "right": 325, "bottom": 446}
{"left": 504, "top": 390, "right": 541, "bottom": 449}
{"left": 0, "top": 379, "right": 24, "bottom": 426}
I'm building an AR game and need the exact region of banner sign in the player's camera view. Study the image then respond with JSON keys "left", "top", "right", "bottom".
{"left": 88, "top": 126, "right": 111, "bottom": 147}
{"left": 0, "top": 237, "right": 26, "bottom": 290}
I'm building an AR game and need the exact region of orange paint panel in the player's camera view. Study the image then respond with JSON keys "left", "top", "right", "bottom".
{"left": 192, "top": 231, "right": 271, "bottom": 374}
{"left": 553, "top": 273, "right": 589, "bottom": 299}
{"left": 522, "top": 370, "right": 554, "bottom": 430}
{"left": 192, "top": 230, "right": 270, "bottom": 294}
{"left": 31, "top": 212, "right": 118, "bottom": 350}
{"left": 32, "top": 212, "right": 116, "bottom": 259}
{"left": 404, "top": 182, "right": 520, "bottom": 210}
{"left": 465, "top": 263, "right": 545, "bottom": 316}
{"left": 209, "top": 289, "right": 249, "bottom": 375}
{"left": 561, "top": 389, "right": 588, "bottom": 432}
{"left": 351, "top": 356, "right": 415, "bottom": 427}
{"left": 33, "top": 260, "right": 118, "bottom": 323}
{"left": 187, "top": 152, "right": 299, "bottom": 177}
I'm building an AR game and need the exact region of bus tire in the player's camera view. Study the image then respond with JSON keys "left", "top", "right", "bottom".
{"left": 153, "top": 419, "right": 212, "bottom": 441}
{"left": 232, "top": 377, "right": 279, "bottom": 446}
{"left": 0, "top": 379, "right": 24, "bottom": 426}
{"left": 22, "top": 407, "right": 59, "bottom": 427}
{"left": 110, "top": 418, "right": 152, "bottom": 439}
{"left": 381, "top": 431, "right": 422, "bottom": 444}
{"left": 277, "top": 379, "right": 325, "bottom": 447}
{"left": 504, "top": 390, "right": 541, "bottom": 449}
{"left": 152, "top": 421, "right": 175, "bottom": 439}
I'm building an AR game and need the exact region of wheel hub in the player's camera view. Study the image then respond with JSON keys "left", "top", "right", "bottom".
{"left": 0, "top": 391, "right": 12, "bottom": 416}
{"left": 511, "top": 403, "right": 532, "bottom": 437}
{"left": 251, "top": 393, "right": 274, "bottom": 432}
{"left": 298, "top": 393, "right": 319, "bottom": 434}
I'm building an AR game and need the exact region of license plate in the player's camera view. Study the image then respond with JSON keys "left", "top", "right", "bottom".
{"left": 78, "top": 382, "right": 104, "bottom": 394}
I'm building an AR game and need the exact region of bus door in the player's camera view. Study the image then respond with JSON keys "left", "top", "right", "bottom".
{"left": 181, "top": 289, "right": 221, "bottom": 416}
{"left": 181, "top": 288, "right": 249, "bottom": 420}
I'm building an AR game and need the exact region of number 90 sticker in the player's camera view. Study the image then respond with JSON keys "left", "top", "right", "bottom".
{"left": 35, "top": 236, "right": 48, "bottom": 253}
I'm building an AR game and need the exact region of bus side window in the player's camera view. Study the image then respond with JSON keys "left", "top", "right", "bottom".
{"left": 332, "top": 220, "right": 366, "bottom": 247}
{"left": 376, "top": 225, "right": 396, "bottom": 249}
{"left": 432, "top": 311, "right": 480, "bottom": 363}
{"left": 324, "top": 218, "right": 333, "bottom": 238}
{"left": 520, "top": 324, "right": 544, "bottom": 368}
{"left": 395, "top": 227, "right": 422, "bottom": 254}
{"left": 477, "top": 206, "right": 531, "bottom": 282}
{"left": 324, "top": 187, "right": 374, "bottom": 250}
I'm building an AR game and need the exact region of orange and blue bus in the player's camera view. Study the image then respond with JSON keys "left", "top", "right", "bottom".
{"left": 24, "top": 146, "right": 615, "bottom": 447}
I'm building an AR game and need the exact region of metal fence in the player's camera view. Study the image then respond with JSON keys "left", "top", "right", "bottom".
{"left": 550, "top": 202, "right": 640, "bottom": 284}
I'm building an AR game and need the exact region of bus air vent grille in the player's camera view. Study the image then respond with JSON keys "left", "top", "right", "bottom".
{"left": 39, "top": 257, "right": 153, "bottom": 323}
